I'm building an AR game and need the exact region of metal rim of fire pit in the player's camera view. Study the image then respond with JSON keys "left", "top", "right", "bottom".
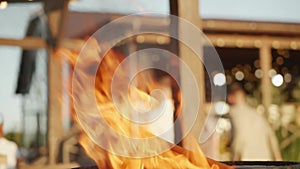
{"left": 223, "top": 161, "right": 300, "bottom": 169}
{"left": 74, "top": 161, "right": 300, "bottom": 169}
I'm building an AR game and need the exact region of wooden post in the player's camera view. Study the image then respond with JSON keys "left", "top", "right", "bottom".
{"left": 47, "top": 49, "right": 65, "bottom": 164}
{"left": 260, "top": 44, "right": 272, "bottom": 115}
{"left": 46, "top": 0, "right": 70, "bottom": 164}
{"left": 177, "top": 0, "right": 206, "bottom": 149}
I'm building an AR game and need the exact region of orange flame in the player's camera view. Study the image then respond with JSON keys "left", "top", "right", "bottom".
{"left": 61, "top": 38, "right": 232, "bottom": 169}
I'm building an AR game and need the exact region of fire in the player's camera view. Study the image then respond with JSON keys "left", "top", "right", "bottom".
{"left": 60, "top": 38, "right": 232, "bottom": 169}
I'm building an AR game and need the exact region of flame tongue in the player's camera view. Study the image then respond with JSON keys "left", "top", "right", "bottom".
{"left": 64, "top": 38, "right": 232, "bottom": 169}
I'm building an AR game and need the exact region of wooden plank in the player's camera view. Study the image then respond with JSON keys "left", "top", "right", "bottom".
{"left": 47, "top": 0, "right": 69, "bottom": 48}
{"left": 260, "top": 45, "right": 272, "bottom": 115}
{"left": 47, "top": 0, "right": 70, "bottom": 165}
{"left": 2, "top": 34, "right": 298, "bottom": 51}
{"left": 0, "top": 37, "right": 86, "bottom": 51}
{"left": 47, "top": 49, "right": 65, "bottom": 165}
{"left": 0, "top": 37, "right": 47, "bottom": 49}
{"left": 56, "top": 0, "right": 69, "bottom": 48}
{"left": 203, "top": 19, "right": 300, "bottom": 36}
{"left": 178, "top": 0, "right": 206, "bottom": 149}
{"left": 205, "top": 33, "right": 300, "bottom": 49}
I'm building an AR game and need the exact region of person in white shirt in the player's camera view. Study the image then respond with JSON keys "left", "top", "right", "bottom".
{"left": 0, "top": 119, "right": 18, "bottom": 169}
{"left": 227, "top": 83, "right": 282, "bottom": 161}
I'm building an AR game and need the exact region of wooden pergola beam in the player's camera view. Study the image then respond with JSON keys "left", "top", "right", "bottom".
{"left": 1, "top": 34, "right": 299, "bottom": 52}
{"left": 203, "top": 19, "right": 300, "bottom": 36}
{"left": 0, "top": 37, "right": 85, "bottom": 52}
{"left": 205, "top": 33, "right": 300, "bottom": 49}
{"left": 0, "top": 37, "right": 47, "bottom": 49}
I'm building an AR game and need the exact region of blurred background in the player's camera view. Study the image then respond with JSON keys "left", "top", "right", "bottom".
{"left": 0, "top": 0, "right": 300, "bottom": 168}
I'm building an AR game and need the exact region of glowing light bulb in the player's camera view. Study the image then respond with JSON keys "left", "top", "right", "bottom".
{"left": 272, "top": 74, "right": 283, "bottom": 87}
{"left": 213, "top": 73, "right": 226, "bottom": 86}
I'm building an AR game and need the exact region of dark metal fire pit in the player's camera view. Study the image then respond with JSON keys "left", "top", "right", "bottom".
{"left": 224, "top": 161, "right": 300, "bottom": 169}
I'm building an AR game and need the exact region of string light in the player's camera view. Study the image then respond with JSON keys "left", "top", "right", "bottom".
{"left": 235, "top": 71, "right": 244, "bottom": 81}
{"left": 268, "top": 69, "right": 277, "bottom": 78}
{"left": 136, "top": 35, "right": 145, "bottom": 43}
{"left": 284, "top": 73, "right": 292, "bottom": 83}
{"left": 276, "top": 57, "right": 284, "bottom": 65}
{"left": 255, "top": 69, "right": 263, "bottom": 78}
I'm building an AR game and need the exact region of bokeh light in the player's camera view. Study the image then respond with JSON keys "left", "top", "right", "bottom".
{"left": 214, "top": 101, "right": 230, "bottom": 115}
{"left": 284, "top": 73, "right": 292, "bottom": 83}
{"left": 0, "top": 1, "right": 7, "bottom": 9}
{"left": 272, "top": 74, "right": 284, "bottom": 87}
{"left": 213, "top": 73, "right": 226, "bottom": 86}
{"left": 235, "top": 71, "right": 244, "bottom": 81}
{"left": 268, "top": 69, "right": 277, "bottom": 78}
{"left": 255, "top": 69, "right": 263, "bottom": 78}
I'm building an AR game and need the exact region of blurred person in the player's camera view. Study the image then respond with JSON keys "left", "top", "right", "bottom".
{"left": 135, "top": 70, "right": 175, "bottom": 143}
{"left": 227, "top": 83, "right": 282, "bottom": 161}
{"left": 0, "top": 116, "right": 18, "bottom": 169}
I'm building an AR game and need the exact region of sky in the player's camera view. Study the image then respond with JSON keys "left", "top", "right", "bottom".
{"left": 0, "top": 46, "right": 22, "bottom": 132}
{"left": 200, "top": 0, "right": 300, "bottom": 23}
{"left": 0, "top": 0, "right": 300, "bottom": 133}
{"left": 0, "top": 3, "right": 41, "bottom": 132}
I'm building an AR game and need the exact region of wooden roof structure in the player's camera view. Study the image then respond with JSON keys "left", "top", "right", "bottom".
{"left": 1, "top": 0, "right": 300, "bottom": 166}
{"left": 2, "top": 15, "right": 300, "bottom": 49}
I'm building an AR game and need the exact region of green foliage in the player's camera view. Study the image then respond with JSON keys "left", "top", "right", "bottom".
{"left": 5, "top": 132, "right": 23, "bottom": 147}
{"left": 276, "top": 127, "right": 300, "bottom": 161}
